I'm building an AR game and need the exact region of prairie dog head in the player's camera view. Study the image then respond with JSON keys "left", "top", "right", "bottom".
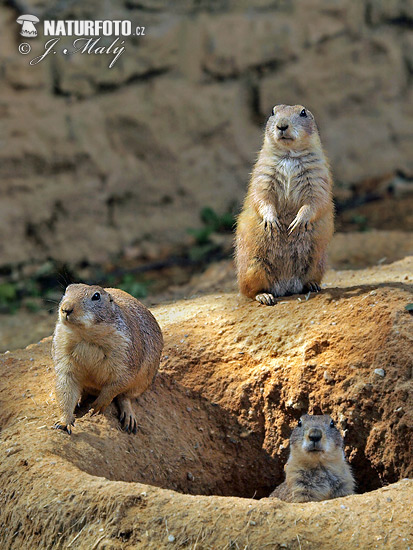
{"left": 58, "top": 284, "right": 117, "bottom": 329}
{"left": 288, "top": 414, "right": 345, "bottom": 466}
{"left": 265, "top": 105, "right": 321, "bottom": 152}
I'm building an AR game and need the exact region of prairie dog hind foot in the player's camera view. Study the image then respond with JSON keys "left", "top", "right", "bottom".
{"left": 116, "top": 394, "right": 138, "bottom": 434}
{"left": 53, "top": 420, "right": 75, "bottom": 435}
{"left": 255, "top": 293, "right": 276, "bottom": 306}
{"left": 303, "top": 282, "right": 321, "bottom": 293}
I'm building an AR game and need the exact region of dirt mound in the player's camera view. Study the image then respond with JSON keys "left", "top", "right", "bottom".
{"left": 0, "top": 258, "right": 412, "bottom": 549}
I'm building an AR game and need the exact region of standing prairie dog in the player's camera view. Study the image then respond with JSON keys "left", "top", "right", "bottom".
{"left": 52, "top": 283, "right": 163, "bottom": 434}
{"left": 270, "top": 414, "right": 355, "bottom": 502}
{"left": 235, "top": 104, "right": 334, "bottom": 305}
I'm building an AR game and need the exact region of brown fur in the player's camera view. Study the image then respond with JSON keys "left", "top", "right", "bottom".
{"left": 52, "top": 283, "right": 163, "bottom": 434}
{"left": 235, "top": 104, "right": 334, "bottom": 305}
{"left": 270, "top": 414, "right": 355, "bottom": 502}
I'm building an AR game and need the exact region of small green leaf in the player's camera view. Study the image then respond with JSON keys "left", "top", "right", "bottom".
{"left": 405, "top": 303, "right": 413, "bottom": 312}
{"left": 188, "top": 243, "right": 219, "bottom": 262}
{"left": 0, "top": 283, "right": 17, "bottom": 304}
{"left": 219, "top": 212, "right": 236, "bottom": 230}
{"left": 119, "top": 274, "right": 151, "bottom": 299}
{"left": 25, "top": 300, "right": 41, "bottom": 312}
{"left": 187, "top": 227, "right": 213, "bottom": 245}
{"left": 200, "top": 206, "right": 220, "bottom": 228}
{"left": 351, "top": 214, "right": 367, "bottom": 224}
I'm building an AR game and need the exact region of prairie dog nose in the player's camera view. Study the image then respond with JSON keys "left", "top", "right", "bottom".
{"left": 277, "top": 124, "right": 289, "bottom": 132}
{"left": 308, "top": 428, "right": 322, "bottom": 442}
{"left": 61, "top": 302, "right": 74, "bottom": 316}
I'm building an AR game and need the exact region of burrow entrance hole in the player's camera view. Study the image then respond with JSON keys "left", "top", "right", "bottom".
{"left": 55, "top": 370, "right": 404, "bottom": 499}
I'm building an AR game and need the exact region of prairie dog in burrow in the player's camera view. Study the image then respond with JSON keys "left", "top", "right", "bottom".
{"left": 270, "top": 414, "right": 355, "bottom": 502}
{"left": 235, "top": 104, "right": 334, "bottom": 305}
{"left": 52, "top": 284, "right": 163, "bottom": 434}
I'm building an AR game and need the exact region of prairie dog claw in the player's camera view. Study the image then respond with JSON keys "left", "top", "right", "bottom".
{"left": 255, "top": 293, "right": 276, "bottom": 306}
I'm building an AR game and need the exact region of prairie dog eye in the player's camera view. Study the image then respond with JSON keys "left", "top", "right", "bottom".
{"left": 300, "top": 108, "right": 307, "bottom": 117}
{"left": 297, "top": 419, "right": 302, "bottom": 427}
{"left": 91, "top": 292, "right": 101, "bottom": 301}
{"left": 330, "top": 419, "right": 335, "bottom": 428}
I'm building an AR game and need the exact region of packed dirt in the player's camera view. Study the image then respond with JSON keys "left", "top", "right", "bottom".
{"left": 0, "top": 256, "right": 412, "bottom": 549}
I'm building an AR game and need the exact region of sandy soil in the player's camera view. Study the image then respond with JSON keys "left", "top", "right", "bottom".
{"left": 0, "top": 256, "right": 412, "bottom": 549}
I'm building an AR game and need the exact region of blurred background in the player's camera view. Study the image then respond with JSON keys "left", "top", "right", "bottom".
{"left": 0, "top": 0, "right": 412, "bottom": 350}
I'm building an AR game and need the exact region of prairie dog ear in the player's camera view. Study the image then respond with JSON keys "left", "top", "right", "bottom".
{"left": 272, "top": 104, "right": 285, "bottom": 115}
{"left": 108, "top": 292, "right": 114, "bottom": 303}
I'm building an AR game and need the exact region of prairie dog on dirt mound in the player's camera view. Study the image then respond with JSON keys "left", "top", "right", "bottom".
{"left": 52, "top": 284, "right": 163, "bottom": 434}
{"left": 235, "top": 104, "right": 334, "bottom": 305}
{"left": 270, "top": 414, "right": 355, "bottom": 502}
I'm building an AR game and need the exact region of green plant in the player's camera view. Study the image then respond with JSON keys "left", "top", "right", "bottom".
{"left": 118, "top": 274, "right": 151, "bottom": 299}
{"left": 25, "top": 279, "right": 42, "bottom": 298}
{"left": 187, "top": 225, "right": 213, "bottom": 246}
{"left": 351, "top": 214, "right": 369, "bottom": 231}
{"left": 0, "top": 283, "right": 17, "bottom": 304}
{"left": 200, "top": 206, "right": 235, "bottom": 232}
{"left": 188, "top": 242, "right": 220, "bottom": 262}
{"left": 25, "top": 300, "right": 42, "bottom": 313}
{"left": 0, "top": 283, "right": 19, "bottom": 313}
{"left": 187, "top": 206, "right": 236, "bottom": 261}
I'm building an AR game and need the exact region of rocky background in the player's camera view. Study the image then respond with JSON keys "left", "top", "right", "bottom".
{"left": 1, "top": 0, "right": 412, "bottom": 273}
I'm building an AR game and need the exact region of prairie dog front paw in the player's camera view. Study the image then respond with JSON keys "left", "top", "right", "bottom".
{"left": 264, "top": 216, "right": 281, "bottom": 232}
{"left": 288, "top": 207, "right": 313, "bottom": 235}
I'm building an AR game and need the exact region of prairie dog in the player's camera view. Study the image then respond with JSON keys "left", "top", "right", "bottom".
{"left": 270, "top": 414, "right": 355, "bottom": 502}
{"left": 235, "top": 104, "right": 334, "bottom": 305}
{"left": 52, "top": 283, "right": 163, "bottom": 434}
